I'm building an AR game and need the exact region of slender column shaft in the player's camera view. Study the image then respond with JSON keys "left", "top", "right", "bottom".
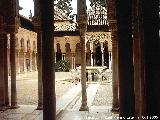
{"left": 40, "top": 0, "right": 56, "bottom": 119}
{"left": 32, "top": 52, "right": 36, "bottom": 71}
{"left": 30, "top": 53, "right": 32, "bottom": 71}
{"left": 33, "top": 0, "right": 43, "bottom": 110}
{"left": 72, "top": 53, "right": 75, "bottom": 69}
{"left": 133, "top": 24, "right": 145, "bottom": 120}
{"left": 90, "top": 42, "right": 94, "bottom": 66}
{"left": 91, "top": 53, "right": 93, "bottom": 66}
{"left": 55, "top": 52, "right": 56, "bottom": 63}
{"left": 101, "top": 42, "right": 104, "bottom": 66}
{"left": 142, "top": 0, "right": 160, "bottom": 116}
{"left": 133, "top": 0, "right": 145, "bottom": 119}
{"left": 111, "top": 24, "right": 119, "bottom": 112}
{"left": 109, "top": 52, "right": 112, "bottom": 69}
{"left": 4, "top": 32, "right": 9, "bottom": 106}
{"left": 23, "top": 53, "right": 27, "bottom": 72}
{"left": 37, "top": 31, "right": 43, "bottom": 110}
{"left": 72, "top": 56, "right": 74, "bottom": 69}
{"left": 77, "top": 0, "right": 88, "bottom": 111}
{"left": 17, "top": 52, "right": 20, "bottom": 73}
{"left": 116, "top": 0, "right": 135, "bottom": 117}
{"left": 0, "top": 16, "right": 5, "bottom": 107}
{"left": 79, "top": 31, "right": 88, "bottom": 111}
{"left": 10, "top": 33, "right": 18, "bottom": 108}
{"left": 101, "top": 53, "right": 104, "bottom": 66}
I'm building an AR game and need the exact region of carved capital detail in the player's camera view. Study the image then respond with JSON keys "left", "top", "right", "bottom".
{"left": 32, "top": 16, "right": 41, "bottom": 32}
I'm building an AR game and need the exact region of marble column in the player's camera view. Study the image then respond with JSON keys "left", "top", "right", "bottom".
{"left": 10, "top": 32, "right": 19, "bottom": 108}
{"left": 77, "top": 0, "right": 88, "bottom": 111}
{"left": 32, "top": 52, "right": 36, "bottom": 71}
{"left": 110, "top": 22, "right": 119, "bottom": 112}
{"left": 40, "top": 0, "right": 56, "bottom": 119}
{"left": 0, "top": 16, "right": 5, "bottom": 108}
{"left": 72, "top": 56, "right": 74, "bottom": 69}
{"left": 35, "top": 53, "right": 37, "bottom": 71}
{"left": 30, "top": 53, "right": 32, "bottom": 71}
{"left": 142, "top": 0, "right": 160, "bottom": 116}
{"left": 55, "top": 52, "right": 56, "bottom": 63}
{"left": 101, "top": 42, "right": 104, "bottom": 66}
{"left": 23, "top": 52, "right": 27, "bottom": 72}
{"left": 37, "top": 31, "right": 43, "bottom": 110}
{"left": 132, "top": 1, "right": 145, "bottom": 119}
{"left": 71, "top": 53, "right": 76, "bottom": 69}
{"left": 116, "top": 0, "right": 135, "bottom": 117}
{"left": 90, "top": 42, "right": 94, "bottom": 66}
{"left": 17, "top": 51, "right": 20, "bottom": 73}
{"left": 109, "top": 51, "right": 112, "bottom": 69}
{"left": 32, "top": 16, "right": 43, "bottom": 110}
{"left": 91, "top": 52, "right": 94, "bottom": 66}
{"left": 4, "top": 32, "right": 9, "bottom": 106}
{"left": 71, "top": 43, "right": 76, "bottom": 68}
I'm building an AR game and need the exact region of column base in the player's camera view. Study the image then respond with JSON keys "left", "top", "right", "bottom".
{"left": 36, "top": 105, "right": 43, "bottom": 110}
{"left": 10, "top": 104, "right": 20, "bottom": 109}
{"left": 79, "top": 105, "right": 89, "bottom": 111}
{"left": 111, "top": 107, "right": 119, "bottom": 113}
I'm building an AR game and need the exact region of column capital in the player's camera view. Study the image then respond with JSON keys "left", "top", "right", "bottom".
{"left": 32, "top": 16, "right": 41, "bottom": 32}
{"left": 6, "top": 16, "right": 20, "bottom": 33}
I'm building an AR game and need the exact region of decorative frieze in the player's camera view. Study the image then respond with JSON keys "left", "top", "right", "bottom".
{"left": 88, "top": 3, "right": 108, "bottom": 25}
{"left": 54, "top": 23, "right": 77, "bottom": 31}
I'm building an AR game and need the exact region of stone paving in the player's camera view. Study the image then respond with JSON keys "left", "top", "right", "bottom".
{"left": 92, "top": 82, "right": 112, "bottom": 106}
{"left": 58, "top": 81, "right": 118, "bottom": 120}
{"left": 8, "top": 72, "right": 77, "bottom": 105}
{"left": 59, "top": 109, "right": 118, "bottom": 120}
{"left": 0, "top": 71, "right": 117, "bottom": 120}
{"left": 0, "top": 105, "right": 42, "bottom": 120}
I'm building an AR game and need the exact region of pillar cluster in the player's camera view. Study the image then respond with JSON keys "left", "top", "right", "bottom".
{"left": 108, "top": 0, "right": 160, "bottom": 119}
{"left": 0, "top": 0, "right": 19, "bottom": 109}
{"left": 0, "top": 0, "right": 159, "bottom": 119}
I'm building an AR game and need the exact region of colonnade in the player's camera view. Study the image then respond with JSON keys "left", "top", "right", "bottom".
{"left": 0, "top": 0, "right": 159, "bottom": 120}
{"left": 0, "top": 0, "right": 19, "bottom": 109}
{"left": 14, "top": 50, "right": 37, "bottom": 73}
{"left": 55, "top": 37, "right": 112, "bottom": 69}
{"left": 88, "top": 40, "right": 112, "bottom": 68}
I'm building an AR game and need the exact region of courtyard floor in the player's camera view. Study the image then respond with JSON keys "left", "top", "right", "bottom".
{"left": 11, "top": 71, "right": 76, "bottom": 105}
{"left": 0, "top": 71, "right": 118, "bottom": 120}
